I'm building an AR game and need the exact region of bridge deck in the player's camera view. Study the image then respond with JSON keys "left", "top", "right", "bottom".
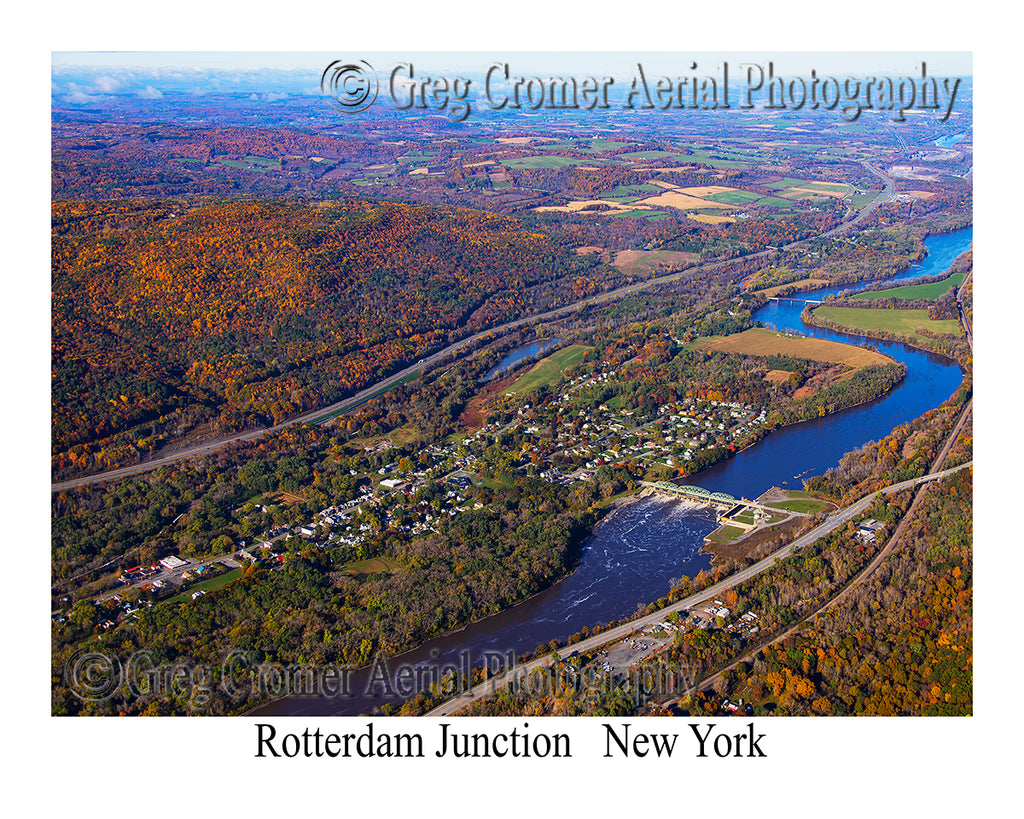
{"left": 640, "top": 481, "right": 784, "bottom": 515}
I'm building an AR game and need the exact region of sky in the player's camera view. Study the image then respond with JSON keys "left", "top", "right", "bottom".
{"left": 52, "top": 51, "right": 973, "bottom": 74}
{"left": 50, "top": 51, "right": 973, "bottom": 112}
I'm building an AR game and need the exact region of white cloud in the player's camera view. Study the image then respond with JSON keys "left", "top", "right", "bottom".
{"left": 137, "top": 86, "right": 163, "bottom": 99}
{"left": 66, "top": 91, "right": 102, "bottom": 104}
{"left": 94, "top": 75, "right": 120, "bottom": 94}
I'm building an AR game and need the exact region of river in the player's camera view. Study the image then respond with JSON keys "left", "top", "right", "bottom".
{"left": 934, "top": 133, "right": 966, "bottom": 148}
{"left": 255, "top": 225, "right": 972, "bottom": 716}
{"left": 481, "top": 338, "right": 562, "bottom": 381}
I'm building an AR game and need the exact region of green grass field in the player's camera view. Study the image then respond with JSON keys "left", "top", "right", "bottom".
{"left": 765, "top": 177, "right": 824, "bottom": 189}
{"left": 619, "top": 150, "right": 682, "bottom": 160}
{"left": 534, "top": 140, "right": 582, "bottom": 151}
{"left": 765, "top": 498, "right": 832, "bottom": 513}
{"left": 613, "top": 209, "right": 670, "bottom": 220}
{"left": 167, "top": 568, "right": 242, "bottom": 603}
{"left": 504, "top": 345, "right": 592, "bottom": 395}
{"left": 849, "top": 191, "right": 881, "bottom": 208}
{"left": 685, "top": 149, "right": 750, "bottom": 169}
{"left": 588, "top": 139, "right": 636, "bottom": 151}
{"left": 754, "top": 195, "right": 800, "bottom": 208}
{"left": 341, "top": 556, "right": 399, "bottom": 577}
{"left": 603, "top": 183, "right": 662, "bottom": 201}
{"left": 849, "top": 273, "right": 964, "bottom": 301}
{"left": 706, "top": 525, "right": 745, "bottom": 543}
{"left": 811, "top": 306, "right": 963, "bottom": 340}
{"left": 218, "top": 157, "right": 281, "bottom": 171}
{"left": 705, "top": 190, "right": 762, "bottom": 204}
{"left": 501, "top": 155, "right": 600, "bottom": 169}
{"left": 801, "top": 181, "right": 853, "bottom": 193}
{"left": 537, "top": 139, "right": 637, "bottom": 153}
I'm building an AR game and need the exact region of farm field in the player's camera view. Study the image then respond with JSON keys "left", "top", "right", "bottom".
{"left": 704, "top": 190, "right": 762, "bottom": 204}
{"left": 755, "top": 195, "right": 801, "bottom": 208}
{"left": 685, "top": 148, "right": 750, "bottom": 169}
{"left": 613, "top": 249, "right": 700, "bottom": 276}
{"left": 503, "top": 344, "right": 592, "bottom": 395}
{"left": 537, "top": 176, "right": 823, "bottom": 220}
{"left": 760, "top": 177, "right": 856, "bottom": 202}
{"left": 692, "top": 327, "right": 891, "bottom": 369}
{"left": 748, "top": 278, "right": 831, "bottom": 298}
{"left": 216, "top": 155, "right": 281, "bottom": 171}
{"left": 603, "top": 183, "right": 663, "bottom": 201}
{"left": 849, "top": 272, "right": 965, "bottom": 301}
{"left": 764, "top": 177, "right": 850, "bottom": 192}
{"left": 535, "top": 199, "right": 650, "bottom": 214}
{"left": 618, "top": 149, "right": 683, "bottom": 160}
{"left": 501, "top": 155, "right": 614, "bottom": 169}
{"left": 637, "top": 191, "right": 734, "bottom": 211}
{"left": 810, "top": 306, "right": 964, "bottom": 341}
{"left": 536, "top": 138, "right": 639, "bottom": 153}
{"left": 614, "top": 209, "right": 670, "bottom": 220}
{"left": 689, "top": 213, "right": 735, "bottom": 224}
{"left": 675, "top": 185, "right": 739, "bottom": 197}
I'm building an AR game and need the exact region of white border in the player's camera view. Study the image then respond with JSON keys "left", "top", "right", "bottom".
{"left": 22, "top": 2, "right": 1014, "bottom": 814}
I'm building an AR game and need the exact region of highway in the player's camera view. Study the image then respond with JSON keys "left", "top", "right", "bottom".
{"left": 51, "top": 165, "right": 895, "bottom": 493}
{"left": 694, "top": 423, "right": 974, "bottom": 696}
{"left": 424, "top": 460, "right": 970, "bottom": 716}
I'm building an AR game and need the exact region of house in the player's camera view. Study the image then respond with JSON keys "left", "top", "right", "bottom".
{"left": 159, "top": 555, "right": 188, "bottom": 571}
{"left": 858, "top": 518, "right": 885, "bottom": 543}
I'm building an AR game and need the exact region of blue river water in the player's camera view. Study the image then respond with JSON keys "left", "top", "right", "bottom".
{"left": 934, "top": 133, "right": 966, "bottom": 148}
{"left": 258, "top": 226, "right": 972, "bottom": 716}
{"left": 482, "top": 338, "right": 563, "bottom": 381}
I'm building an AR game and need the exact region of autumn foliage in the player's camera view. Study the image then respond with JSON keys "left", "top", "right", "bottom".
{"left": 52, "top": 197, "right": 587, "bottom": 476}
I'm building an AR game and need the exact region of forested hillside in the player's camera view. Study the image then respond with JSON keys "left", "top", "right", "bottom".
{"left": 52, "top": 198, "right": 601, "bottom": 477}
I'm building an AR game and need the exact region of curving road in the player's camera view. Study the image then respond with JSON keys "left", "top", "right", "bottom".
{"left": 52, "top": 165, "right": 896, "bottom": 494}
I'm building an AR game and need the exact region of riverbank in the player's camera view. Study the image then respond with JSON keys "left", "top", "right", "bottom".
{"left": 802, "top": 308, "right": 971, "bottom": 366}
{"left": 699, "top": 487, "right": 837, "bottom": 565}
{"left": 252, "top": 226, "right": 973, "bottom": 718}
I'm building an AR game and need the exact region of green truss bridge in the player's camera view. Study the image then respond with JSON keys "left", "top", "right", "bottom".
{"left": 640, "top": 481, "right": 740, "bottom": 508}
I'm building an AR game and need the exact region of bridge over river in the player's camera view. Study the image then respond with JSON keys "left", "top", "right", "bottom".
{"left": 768, "top": 296, "right": 823, "bottom": 304}
{"left": 640, "top": 481, "right": 740, "bottom": 508}
{"left": 639, "top": 481, "right": 801, "bottom": 517}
